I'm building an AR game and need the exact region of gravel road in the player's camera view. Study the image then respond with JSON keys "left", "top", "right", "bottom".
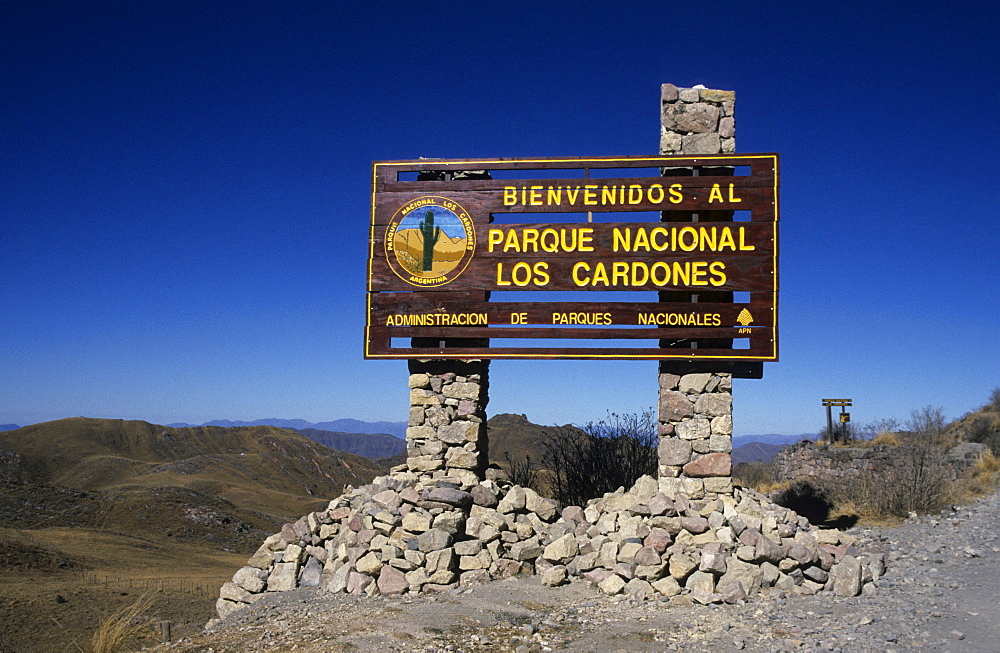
{"left": 149, "top": 490, "right": 1000, "bottom": 652}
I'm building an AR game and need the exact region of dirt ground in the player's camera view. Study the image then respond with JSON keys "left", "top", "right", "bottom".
{"left": 0, "top": 527, "right": 246, "bottom": 652}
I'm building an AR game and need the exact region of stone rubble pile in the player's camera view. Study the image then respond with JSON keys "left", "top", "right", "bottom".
{"left": 214, "top": 473, "right": 885, "bottom": 623}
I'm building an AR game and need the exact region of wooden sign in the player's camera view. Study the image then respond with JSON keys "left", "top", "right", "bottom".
{"left": 365, "top": 154, "right": 779, "bottom": 360}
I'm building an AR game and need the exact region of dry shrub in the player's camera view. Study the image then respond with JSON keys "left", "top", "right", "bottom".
{"left": 853, "top": 445, "right": 949, "bottom": 518}
{"left": 732, "top": 462, "right": 785, "bottom": 493}
{"left": 947, "top": 451, "right": 1000, "bottom": 504}
{"left": 845, "top": 431, "right": 902, "bottom": 448}
{"left": 773, "top": 480, "right": 835, "bottom": 524}
{"left": 88, "top": 591, "right": 156, "bottom": 653}
{"left": 542, "top": 410, "right": 657, "bottom": 507}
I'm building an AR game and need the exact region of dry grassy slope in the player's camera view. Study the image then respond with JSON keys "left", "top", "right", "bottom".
{"left": 0, "top": 418, "right": 384, "bottom": 543}
{"left": 946, "top": 398, "right": 1000, "bottom": 446}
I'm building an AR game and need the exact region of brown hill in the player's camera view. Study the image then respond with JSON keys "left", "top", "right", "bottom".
{"left": 0, "top": 418, "right": 388, "bottom": 651}
{"left": 486, "top": 413, "right": 584, "bottom": 466}
{"left": 0, "top": 418, "right": 382, "bottom": 545}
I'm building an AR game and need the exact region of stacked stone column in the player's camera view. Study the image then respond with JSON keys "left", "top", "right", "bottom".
{"left": 657, "top": 84, "right": 738, "bottom": 498}
{"left": 404, "top": 360, "right": 489, "bottom": 490}
{"left": 657, "top": 371, "right": 733, "bottom": 498}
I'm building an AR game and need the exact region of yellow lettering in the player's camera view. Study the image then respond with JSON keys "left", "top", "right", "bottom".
{"left": 572, "top": 262, "right": 590, "bottom": 286}
{"left": 709, "top": 261, "right": 727, "bottom": 286}
{"left": 672, "top": 261, "right": 690, "bottom": 285}
{"left": 633, "top": 228, "right": 650, "bottom": 252}
{"left": 503, "top": 187, "right": 517, "bottom": 206}
{"left": 631, "top": 262, "right": 649, "bottom": 286}
{"left": 690, "top": 261, "right": 708, "bottom": 286}
{"left": 601, "top": 185, "right": 616, "bottom": 205}
{"left": 540, "top": 229, "right": 559, "bottom": 253}
{"left": 650, "top": 227, "right": 669, "bottom": 251}
{"left": 647, "top": 184, "right": 665, "bottom": 204}
{"left": 678, "top": 226, "right": 699, "bottom": 251}
{"left": 612, "top": 227, "right": 630, "bottom": 252}
{"left": 583, "top": 184, "right": 598, "bottom": 205}
{"left": 628, "top": 184, "right": 643, "bottom": 204}
{"left": 496, "top": 262, "right": 511, "bottom": 286}
{"left": 708, "top": 183, "right": 725, "bottom": 203}
{"left": 728, "top": 183, "right": 742, "bottom": 203}
{"left": 739, "top": 227, "right": 756, "bottom": 250}
{"left": 547, "top": 186, "right": 562, "bottom": 205}
{"left": 521, "top": 229, "right": 538, "bottom": 252}
{"left": 669, "top": 183, "right": 684, "bottom": 203}
{"left": 532, "top": 261, "right": 550, "bottom": 286}
{"left": 578, "top": 228, "right": 594, "bottom": 252}
{"left": 503, "top": 229, "right": 521, "bottom": 252}
{"left": 698, "top": 226, "right": 717, "bottom": 252}
{"left": 511, "top": 262, "right": 532, "bottom": 286}
{"left": 566, "top": 187, "right": 580, "bottom": 204}
{"left": 560, "top": 229, "right": 577, "bottom": 252}
{"left": 718, "top": 227, "right": 736, "bottom": 251}
{"left": 612, "top": 262, "right": 629, "bottom": 286}
{"left": 487, "top": 229, "right": 504, "bottom": 252}
{"left": 529, "top": 186, "right": 543, "bottom": 206}
{"left": 591, "top": 262, "right": 609, "bottom": 286}
{"left": 651, "top": 261, "right": 670, "bottom": 285}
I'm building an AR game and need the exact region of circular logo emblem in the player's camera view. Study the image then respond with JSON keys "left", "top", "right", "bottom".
{"left": 384, "top": 196, "right": 475, "bottom": 287}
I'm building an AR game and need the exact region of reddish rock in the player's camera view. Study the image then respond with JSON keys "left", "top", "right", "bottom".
{"left": 658, "top": 391, "right": 694, "bottom": 421}
{"left": 680, "top": 516, "right": 710, "bottom": 534}
{"left": 279, "top": 523, "right": 298, "bottom": 543}
{"left": 376, "top": 565, "right": 408, "bottom": 595}
{"left": 644, "top": 527, "right": 673, "bottom": 553}
{"left": 682, "top": 453, "right": 732, "bottom": 478}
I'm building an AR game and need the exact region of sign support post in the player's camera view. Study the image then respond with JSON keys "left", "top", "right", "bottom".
{"left": 657, "top": 84, "right": 741, "bottom": 498}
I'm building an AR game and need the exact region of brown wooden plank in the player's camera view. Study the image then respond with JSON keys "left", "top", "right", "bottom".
{"left": 372, "top": 153, "right": 777, "bottom": 176}
{"left": 372, "top": 187, "right": 775, "bottom": 219}
{"left": 369, "top": 254, "right": 774, "bottom": 292}
{"left": 379, "top": 174, "right": 773, "bottom": 194}
{"left": 364, "top": 346, "right": 777, "bottom": 361}
{"left": 368, "top": 296, "right": 775, "bottom": 328}
{"left": 372, "top": 221, "right": 774, "bottom": 254}
{"left": 377, "top": 325, "right": 763, "bottom": 338}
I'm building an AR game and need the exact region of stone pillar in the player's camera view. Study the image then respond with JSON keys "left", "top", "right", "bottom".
{"left": 657, "top": 84, "right": 736, "bottom": 498}
{"left": 404, "top": 359, "right": 489, "bottom": 490}
{"left": 658, "top": 370, "right": 733, "bottom": 498}
{"left": 400, "top": 169, "right": 492, "bottom": 491}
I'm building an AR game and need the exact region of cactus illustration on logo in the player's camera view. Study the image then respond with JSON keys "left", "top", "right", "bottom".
{"left": 385, "top": 197, "right": 474, "bottom": 287}
{"left": 419, "top": 209, "right": 442, "bottom": 272}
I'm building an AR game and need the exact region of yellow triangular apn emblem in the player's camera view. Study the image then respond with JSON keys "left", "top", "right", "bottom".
{"left": 737, "top": 308, "right": 753, "bottom": 326}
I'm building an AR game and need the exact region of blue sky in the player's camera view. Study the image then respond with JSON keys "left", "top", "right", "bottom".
{"left": 3, "top": 2, "right": 998, "bottom": 435}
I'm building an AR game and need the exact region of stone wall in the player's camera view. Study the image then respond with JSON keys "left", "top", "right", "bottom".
{"left": 772, "top": 441, "right": 986, "bottom": 492}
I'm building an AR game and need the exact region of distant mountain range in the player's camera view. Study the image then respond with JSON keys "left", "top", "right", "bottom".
{"left": 733, "top": 433, "right": 814, "bottom": 448}
{"left": 3, "top": 416, "right": 811, "bottom": 466}
{"left": 166, "top": 418, "right": 408, "bottom": 439}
